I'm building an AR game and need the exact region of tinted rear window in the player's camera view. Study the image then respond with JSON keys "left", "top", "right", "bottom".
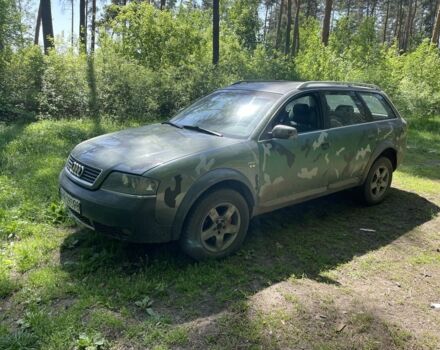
{"left": 359, "top": 93, "right": 396, "bottom": 121}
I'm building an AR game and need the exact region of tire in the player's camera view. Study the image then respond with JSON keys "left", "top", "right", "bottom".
{"left": 180, "top": 189, "right": 250, "bottom": 260}
{"left": 361, "top": 156, "right": 393, "bottom": 205}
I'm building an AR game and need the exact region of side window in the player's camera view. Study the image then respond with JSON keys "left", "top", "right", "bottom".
{"left": 268, "top": 94, "right": 321, "bottom": 134}
{"left": 359, "top": 93, "right": 396, "bottom": 120}
{"left": 323, "top": 91, "right": 369, "bottom": 128}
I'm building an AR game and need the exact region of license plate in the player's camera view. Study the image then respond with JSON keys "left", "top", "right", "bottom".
{"left": 60, "top": 188, "right": 81, "bottom": 214}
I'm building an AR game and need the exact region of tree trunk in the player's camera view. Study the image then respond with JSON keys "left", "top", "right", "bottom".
{"left": 212, "top": 0, "right": 219, "bottom": 64}
{"left": 321, "top": 0, "right": 332, "bottom": 46}
{"left": 160, "top": 0, "right": 166, "bottom": 10}
{"left": 40, "top": 0, "right": 54, "bottom": 53}
{"left": 432, "top": 2, "right": 440, "bottom": 45}
{"left": 276, "top": 0, "right": 285, "bottom": 49}
{"left": 347, "top": 0, "right": 351, "bottom": 17}
{"left": 395, "top": 0, "right": 403, "bottom": 46}
{"left": 34, "top": 1, "right": 42, "bottom": 45}
{"left": 408, "top": 0, "right": 417, "bottom": 41}
{"left": 382, "top": 0, "right": 390, "bottom": 43}
{"left": 91, "top": 0, "right": 96, "bottom": 53}
{"left": 430, "top": 0, "right": 440, "bottom": 33}
{"left": 401, "top": 0, "right": 413, "bottom": 51}
{"left": 292, "top": 0, "right": 300, "bottom": 56}
{"left": 79, "top": 0, "right": 86, "bottom": 52}
{"left": 263, "top": 2, "right": 269, "bottom": 41}
{"left": 370, "top": 0, "right": 377, "bottom": 16}
{"left": 284, "top": 0, "right": 292, "bottom": 54}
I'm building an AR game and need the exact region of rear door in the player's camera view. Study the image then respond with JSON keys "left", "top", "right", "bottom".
{"left": 320, "top": 90, "right": 377, "bottom": 189}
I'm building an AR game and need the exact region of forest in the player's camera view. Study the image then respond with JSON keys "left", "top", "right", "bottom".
{"left": 1, "top": 1, "right": 440, "bottom": 349}
{"left": 1, "top": 0, "right": 440, "bottom": 122}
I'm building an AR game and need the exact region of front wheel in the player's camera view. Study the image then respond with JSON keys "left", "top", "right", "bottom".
{"left": 361, "top": 156, "right": 393, "bottom": 205}
{"left": 180, "top": 189, "right": 250, "bottom": 260}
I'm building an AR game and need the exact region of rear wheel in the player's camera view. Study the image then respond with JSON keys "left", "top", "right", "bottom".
{"left": 361, "top": 156, "right": 393, "bottom": 205}
{"left": 180, "top": 189, "right": 249, "bottom": 260}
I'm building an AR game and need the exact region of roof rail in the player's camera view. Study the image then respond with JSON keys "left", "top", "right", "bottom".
{"left": 297, "top": 81, "right": 380, "bottom": 91}
{"left": 232, "top": 80, "right": 286, "bottom": 85}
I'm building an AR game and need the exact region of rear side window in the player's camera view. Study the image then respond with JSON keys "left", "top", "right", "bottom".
{"left": 359, "top": 93, "right": 396, "bottom": 120}
{"left": 322, "top": 91, "right": 368, "bottom": 128}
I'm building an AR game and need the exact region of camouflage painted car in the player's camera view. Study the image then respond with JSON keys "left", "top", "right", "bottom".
{"left": 59, "top": 81, "right": 407, "bottom": 259}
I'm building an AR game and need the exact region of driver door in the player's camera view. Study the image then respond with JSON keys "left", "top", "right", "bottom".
{"left": 257, "top": 92, "right": 330, "bottom": 209}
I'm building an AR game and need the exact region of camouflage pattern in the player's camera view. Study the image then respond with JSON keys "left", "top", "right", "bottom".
{"left": 67, "top": 82, "right": 407, "bottom": 233}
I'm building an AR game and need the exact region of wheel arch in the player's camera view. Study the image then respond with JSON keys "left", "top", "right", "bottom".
{"left": 171, "top": 168, "right": 256, "bottom": 240}
{"left": 362, "top": 142, "right": 398, "bottom": 183}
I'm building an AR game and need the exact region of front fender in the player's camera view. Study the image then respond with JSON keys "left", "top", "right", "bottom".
{"left": 171, "top": 168, "right": 256, "bottom": 240}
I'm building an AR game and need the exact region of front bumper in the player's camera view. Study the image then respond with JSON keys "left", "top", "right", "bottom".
{"left": 59, "top": 169, "right": 173, "bottom": 243}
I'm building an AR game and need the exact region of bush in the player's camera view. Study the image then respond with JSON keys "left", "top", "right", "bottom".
{"left": 394, "top": 41, "right": 440, "bottom": 116}
{"left": 0, "top": 6, "right": 439, "bottom": 121}
{"left": 0, "top": 46, "right": 44, "bottom": 121}
{"left": 38, "top": 50, "right": 89, "bottom": 119}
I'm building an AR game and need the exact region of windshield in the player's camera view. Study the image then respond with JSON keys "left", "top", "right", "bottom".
{"left": 170, "top": 90, "right": 281, "bottom": 138}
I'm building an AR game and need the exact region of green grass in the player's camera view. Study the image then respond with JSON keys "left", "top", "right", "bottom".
{"left": 1, "top": 116, "right": 440, "bottom": 349}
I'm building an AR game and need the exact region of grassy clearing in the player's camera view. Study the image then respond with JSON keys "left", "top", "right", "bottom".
{"left": 1, "top": 116, "right": 439, "bottom": 349}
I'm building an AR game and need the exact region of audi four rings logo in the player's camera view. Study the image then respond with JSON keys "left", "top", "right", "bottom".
{"left": 69, "top": 161, "right": 85, "bottom": 177}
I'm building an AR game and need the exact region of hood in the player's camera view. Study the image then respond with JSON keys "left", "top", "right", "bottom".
{"left": 71, "top": 123, "right": 241, "bottom": 174}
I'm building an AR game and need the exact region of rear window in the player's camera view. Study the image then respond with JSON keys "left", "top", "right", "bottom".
{"left": 359, "top": 93, "right": 396, "bottom": 121}
{"left": 322, "top": 91, "right": 368, "bottom": 127}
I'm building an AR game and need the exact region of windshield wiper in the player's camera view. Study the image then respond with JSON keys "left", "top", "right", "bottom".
{"left": 182, "top": 125, "right": 223, "bottom": 137}
{"left": 161, "top": 121, "right": 183, "bottom": 129}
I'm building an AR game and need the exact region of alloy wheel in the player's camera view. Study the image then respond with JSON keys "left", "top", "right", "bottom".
{"left": 200, "top": 202, "right": 241, "bottom": 252}
{"left": 370, "top": 165, "right": 390, "bottom": 199}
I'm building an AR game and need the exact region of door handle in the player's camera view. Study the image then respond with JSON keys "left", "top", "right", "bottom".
{"left": 321, "top": 142, "right": 330, "bottom": 150}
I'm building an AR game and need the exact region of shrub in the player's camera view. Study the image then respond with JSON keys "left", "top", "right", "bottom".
{"left": 1, "top": 6, "right": 439, "bottom": 121}
{"left": 394, "top": 40, "right": 440, "bottom": 116}
{"left": 38, "top": 50, "right": 89, "bottom": 119}
{"left": 0, "top": 46, "right": 44, "bottom": 121}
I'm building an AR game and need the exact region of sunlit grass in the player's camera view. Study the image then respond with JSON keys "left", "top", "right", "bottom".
{"left": 0, "top": 116, "right": 439, "bottom": 349}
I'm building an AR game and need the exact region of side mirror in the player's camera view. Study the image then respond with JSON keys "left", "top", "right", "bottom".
{"left": 271, "top": 124, "right": 298, "bottom": 140}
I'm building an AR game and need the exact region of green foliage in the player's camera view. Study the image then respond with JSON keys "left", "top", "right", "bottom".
{"left": 226, "top": 0, "right": 261, "bottom": 50}
{"left": 0, "top": 46, "right": 44, "bottom": 120}
{"left": 38, "top": 50, "right": 89, "bottom": 119}
{"left": 295, "top": 17, "right": 440, "bottom": 117}
{"left": 0, "top": 6, "right": 439, "bottom": 122}
{"left": 0, "top": 0, "right": 24, "bottom": 50}
{"left": 75, "top": 333, "right": 107, "bottom": 350}
{"left": 109, "top": 3, "right": 209, "bottom": 68}
{"left": 394, "top": 40, "right": 440, "bottom": 116}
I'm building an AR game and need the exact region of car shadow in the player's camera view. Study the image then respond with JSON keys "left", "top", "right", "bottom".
{"left": 60, "top": 187, "right": 439, "bottom": 323}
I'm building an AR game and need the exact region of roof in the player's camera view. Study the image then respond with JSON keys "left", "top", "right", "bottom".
{"left": 224, "top": 80, "right": 381, "bottom": 95}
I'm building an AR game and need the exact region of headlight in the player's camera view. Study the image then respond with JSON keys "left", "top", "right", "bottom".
{"left": 101, "top": 172, "right": 159, "bottom": 196}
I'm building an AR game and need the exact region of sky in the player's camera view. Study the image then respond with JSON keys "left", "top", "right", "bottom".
{"left": 54, "top": 1, "right": 78, "bottom": 38}
{"left": 32, "top": 0, "right": 93, "bottom": 44}
{"left": 52, "top": 0, "right": 81, "bottom": 42}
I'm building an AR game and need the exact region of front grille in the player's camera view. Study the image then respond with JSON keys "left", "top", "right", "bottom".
{"left": 66, "top": 155, "right": 102, "bottom": 185}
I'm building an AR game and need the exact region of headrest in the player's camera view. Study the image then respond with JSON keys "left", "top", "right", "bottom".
{"left": 293, "top": 104, "right": 309, "bottom": 115}
{"left": 335, "top": 105, "right": 354, "bottom": 115}
{"left": 292, "top": 104, "right": 310, "bottom": 124}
